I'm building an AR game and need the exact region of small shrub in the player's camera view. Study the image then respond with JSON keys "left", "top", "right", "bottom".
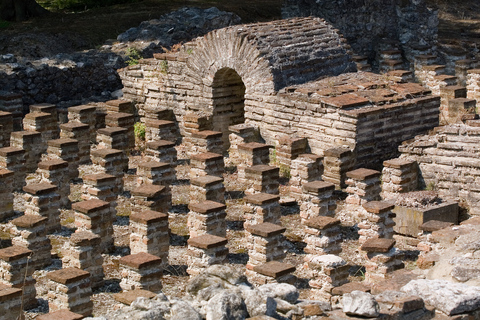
{"left": 134, "top": 122, "right": 146, "bottom": 140}
{"left": 159, "top": 60, "right": 168, "bottom": 74}
{"left": 279, "top": 164, "right": 291, "bottom": 179}
{"left": 425, "top": 181, "right": 436, "bottom": 191}
{"left": 126, "top": 47, "right": 142, "bottom": 66}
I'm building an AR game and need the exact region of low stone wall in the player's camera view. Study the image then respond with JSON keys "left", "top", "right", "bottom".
{"left": 399, "top": 120, "right": 480, "bottom": 215}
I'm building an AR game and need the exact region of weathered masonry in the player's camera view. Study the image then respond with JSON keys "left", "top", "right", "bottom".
{"left": 119, "top": 17, "right": 440, "bottom": 168}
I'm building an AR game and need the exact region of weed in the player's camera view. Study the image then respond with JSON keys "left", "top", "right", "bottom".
{"left": 126, "top": 47, "right": 142, "bottom": 66}
{"left": 186, "top": 48, "right": 194, "bottom": 55}
{"left": 0, "top": 19, "right": 10, "bottom": 29}
{"left": 279, "top": 164, "right": 291, "bottom": 179}
{"left": 134, "top": 122, "right": 146, "bottom": 141}
{"left": 159, "top": 60, "right": 169, "bottom": 74}
{"left": 425, "top": 181, "right": 436, "bottom": 191}
{"left": 269, "top": 148, "right": 277, "bottom": 165}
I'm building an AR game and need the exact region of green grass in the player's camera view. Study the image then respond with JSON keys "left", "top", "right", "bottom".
{"left": 0, "top": 20, "right": 10, "bottom": 29}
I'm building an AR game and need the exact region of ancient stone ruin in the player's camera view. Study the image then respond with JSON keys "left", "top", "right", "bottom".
{"left": 1, "top": 2, "right": 480, "bottom": 320}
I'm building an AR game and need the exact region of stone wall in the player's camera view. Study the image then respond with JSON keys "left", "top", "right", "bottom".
{"left": 399, "top": 120, "right": 480, "bottom": 215}
{"left": 282, "top": 0, "right": 438, "bottom": 68}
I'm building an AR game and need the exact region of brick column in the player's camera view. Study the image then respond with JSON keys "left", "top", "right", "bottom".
{"left": 129, "top": 210, "right": 169, "bottom": 269}
{"left": 187, "top": 201, "right": 227, "bottom": 238}
{"left": 381, "top": 158, "right": 418, "bottom": 200}
{"left": 186, "top": 234, "right": 228, "bottom": 276}
{"left": 105, "top": 99, "right": 134, "bottom": 114}
{"left": 137, "top": 161, "right": 175, "bottom": 188}
{"left": 0, "top": 112, "right": 12, "bottom": 148}
{"left": 81, "top": 173, "right": 118, "bottom": 204}
{"left": 0, "top": 169, "right": 14, "bottom": 221}
{"left": 188, "top": 130, "right": 224, "bottom": 155}
{"left": 245, "top": 223, "right": 286, "bottom": 270}
{"left": 304, "top": 254, "right": 349, "bottom": 298}
{"left": 23, "top": 183, "right": 61, "bottom": 233}
{"left": 243, "top": 193, "right": 281, "bottom": 229}
{"left": 131, "top": 185, "right": 171, "bottom": 214}
{"left": 0, "top": 147, "right": 26, "bottom": 191}
{"left": 119, "top": 253, "right": 163, "bottom": 293}
{"left": 10, "top": 215, "right": 51, "bottom": 270}
{"left": 0, "top": 285, "right": 23, "bottom": 320}
{"left": 46, "top": 268, "right": 92, "bottom": 316}
{"left": 322, "top": 147, "right": 355, "bottom": 189}
{"left": 361, "top": 238, "right": 404, "bottom": 282}
{"left": 237, "top": 142, "right": 271, "bottom": 181}
{"left": 60, "top": 122, "right": 91, "bottom": 164}
{"left": 73, "top": 199, "right": 115, "bottom": 253}
{"left": 359, "top": 201, "right": 396, "bottom": 244}
{"left": 0, "top": 91, "right": 22, "bottom": 131}
{"left": 467, "top": 69, "right": 480, "bottom": 104}
{"left": 10, "top": 131, "right": 44, "bottom": 172}
{"left": 97, "top": 127, "right": 129, "bottom": 151}
{"left": 275, "top": 136, "right": 308, "bottom": 168}
{"left": 190, "top": 175, "right": 225, "bottom": 204}
{"left": 227, "top": 124, "right": 257, "bottom": 166}
{"left": 90, "top": 148, "right": 128, "bottom": 192}
{"left": 299, "top": 181, "right": 336, "bottom": 221}
{"left": 189, "top": 152, "right": 224, "bottom": 178}
{"left": 0, "top": 246, "right": 36, "bottom": 309}
{"left": 62, "top": 231, "right": 104, "bottom": 289}
{"left": 47, "top": 138, "right": 80, "bottom": 180}
{"left": 23, "top": 112, "right": 57, "bottom": 142}
{"left": 145, "top": 119, "right": 178, "bottom": 143}
{"left": 289, "top": 153, "right": 323, "bottom": 197}
{"left": 303, "top": 216, "right": 342, "bottom": 256}
{"left": 68, "top": 105, "right": 97, "bottom": 143}
{"left": 244, "top": 165, "right": 279, "bottom": 195}
{"left": 105, "top": 112, "right": 135, "bottom": 149}
{"left": 345, "top": 168, "right": 381, "bottom": 206}
{"left": 145, "top": 140, "right": 177, "bottom": 164}
{"left": 248, "top": 261, "right": 296, "bottom": 285}
{"left": 36, "top": 159, "right": 70, "bottom": 208}
{"left": 29, "top": 103, "right": 59, "bottom": 138}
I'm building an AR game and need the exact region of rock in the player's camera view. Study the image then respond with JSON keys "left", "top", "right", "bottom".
{"left": 197, "top": 283, "right": 227, "bottom": 302}
{"left": 170, "top": 299, "right": 202, "bottom": 320}
{"left": 401, "top": 279, "right": 480, "bottom": 315}
{"left": 205, "top": 291, "right": 249, "bottom": 320}
{"left": 342, "top": 291, "right": 380, "bottom": 318}
{"left": 257, "top": 283, "right": 299, "bottom": 304}
{"left": 243, "top": 288, "right": 277, "bottom": 317}
{"left": 203, "top": 265, "right": 247, "bottom": 286}
{"left": 187, "top": 273, "right": 232, "bottom": 297}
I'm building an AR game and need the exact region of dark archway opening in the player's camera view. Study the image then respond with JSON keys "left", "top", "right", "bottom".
{"left": 211, "top": 68, "right": 246, "bottom": 150}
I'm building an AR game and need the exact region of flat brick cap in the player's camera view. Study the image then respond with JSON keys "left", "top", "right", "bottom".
{"left": 246, "top": 222, "right": 285, "bottom": 237}
{"left": 68, "top": 104, "right": 96, "bottom": 113}
{"left": 147, "top": 140, "right": 175, "bottom": 149}
{"left": 303, "top": 181, "right": 335, "bottom": 193}
{"left": 305, "top": 216, "right": 340, "bottom": 230}
{"left": 245, "top": 165, "right": 279, "bottom": 174}
{"left": 130, "top": 210, "right": 168, "bottom": 224}
{"left": 138, "top": 161, "right": 170, "bottom": 170}
{"left": 36, "top": 309, "right": 85, "bottom": 320}
{"left": 0, "top": 246, "right": 32, "bottom": 261}
{"left": 0, "top": 168, "right": 14, "bottom": 178}
{"left": 37, "top": 159, "right": 69, "bottom": 170}
{"left": 131, "top": 184, "right": 166, "bottom": 198}
{"left": 419, "top": 220, "right": 454, "bottom": 232}
{"left": 253, "top": 261, "right": 295, "bottom": 278}
{"left": 361, "top": 238, "right": 395, "bottom": 253}
{"left": 0, "top": 285, "right": 22, "bottom": 302}
{"left": 47, "top": 267, "right": 90, "bottom": 284}
{"left": 23, "top": 182, "right": 57, "bottom": 195}
{"left": 383, "top": 158, "right": 416, "bottom": 169}
{"left": 190, "top": 152, "right": 223, "bottom": 161}
{"left": 362, "top": 201, "right": 395, "bottom": 214}
{"left": 47, "top": 138, "right": 78, "bottom": 148}
{"left": 113, "top": 289, "right": 156, "bottom": 305}
{"left": 324, "top": 147, "right": 351, "bottom": 158}
{"left": 188, "top": 234, "right": 228, "bottom": 249}
{"left": 189, "top": 200, "right": 226, "bottom": 214}
{"left": 72, "top": 199, "right": 110, "bottom": 213}
{"left": 90, "top": 148, "right": 124, "bottom": 158}
{"left": 83, "top": 173, "right": 116, "bottom": 183}
{"left": 191, "top": 130, "right": 222, "bottom": 139}
{"left": 244, "top": 193, "right": 280, "bottom": 205}
{"left": 0, "top": 146, "right": 24, "bottom": 157}
{"left": 119, "top": 252, "right": 162, "bottom": 269}
{"left": 11, "top": 215, "right": 47, "bottom": 228}
{"left": 346, "top": 168, "right": 381, "bottom": 180}
{"left": 70, "top": 231, "right": 101, "bottom": 247}
{"left": 331, "top": 282, "right": 370, "bottom": 295}
{"left": 238, "top": 142, "right": 271, "bottom": 151}
{"left": 190, "top": 175, "right": 224, "bottom": 187}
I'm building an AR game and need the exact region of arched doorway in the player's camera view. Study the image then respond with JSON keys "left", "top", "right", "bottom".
{"left": 211, "top": 68, "right": 246, "bottom": 150}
